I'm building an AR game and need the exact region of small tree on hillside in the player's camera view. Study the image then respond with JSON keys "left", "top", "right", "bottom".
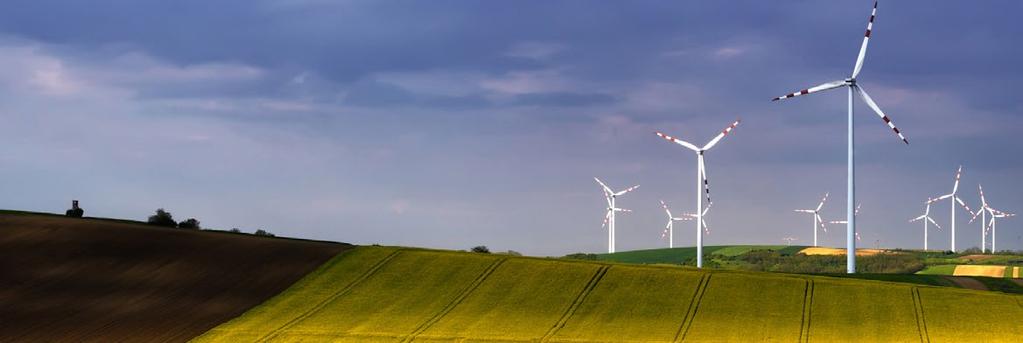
{"left": 177, "top": 218, "right": 200, "bottom": 230}
{"left": 147, "top": 208, "right": 177, "bottom": 227}
{"left": 254, "top": 229, "right": 275, "bottom": 237}
{"left": 471, "top": 246, "right": 491, "bottom": 254}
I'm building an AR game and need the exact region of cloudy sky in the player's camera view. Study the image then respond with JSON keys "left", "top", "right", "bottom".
{"left": 1, "top": 0, "right": 1021, "bottom": 255}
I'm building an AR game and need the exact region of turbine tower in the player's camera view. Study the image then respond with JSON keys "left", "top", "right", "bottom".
{"left": 654, "top": 119, "right": 740, "bottom": 268}
{"left": 595, "top": 177, "right": 638, "bottom": 254}
{"left": 659, "top": 200, "right": 692, "bottom": 249}
{"left": 771, "top": 1, "right": 909, "bottom": 273}
{"left": 930, "top": 166, "right": 975, "bottom": 252}
{"left": 910, "top": 198, "right": 941, "bottom": 251}
{"left": 794, "top": 193, "right": 829, "bottom": 247}
{"left": 988, "top": 212, "right": 1015, "bottom": 252}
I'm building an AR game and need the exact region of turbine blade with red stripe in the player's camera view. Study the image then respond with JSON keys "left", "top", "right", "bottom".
{"left": 816, "top": 192, "right": 830, "bottom": 212}
{"left": 852, "top": 1, "right": 879, "bottom": 78}
{"left": 654, "top": 132, "right": 701, "bottom": 152}
{"left": 854, "top": 85, "right": 908, "bottom": 144}
{"left": 952, "top": 166, "right": 963, "bottom": 194}
{"left": 702, "top": 119, "right": 741, "bottom": 150}
{"left": 771, "top": 80, "right": 848, "bottom": 101}
{"left": 615, "top": 185, "right": 640, "bottom": 196}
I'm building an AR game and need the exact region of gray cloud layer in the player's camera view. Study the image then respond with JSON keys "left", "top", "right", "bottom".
{"left": 1, "top": 1, "right": 1021, "bottom": 255}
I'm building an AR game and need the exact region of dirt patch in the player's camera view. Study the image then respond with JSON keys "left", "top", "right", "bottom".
{"left": 943, "top": 276, "right": 989, "bottom": 291}
{"left": 1012, "top": 279, "right": 1023, "bottom": 287}
{"left": 953, "top": 265, "right": 1006, "bottom": 278}
{"left": 798, "top": 247, "right": 886, "bottom": 256}
{"left": 0, "top": 213, "right": 352, "bottom": 342}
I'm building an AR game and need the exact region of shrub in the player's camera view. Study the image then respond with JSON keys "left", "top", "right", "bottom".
{"left": 147, "top": 208, "right": 177, "bottom": 227}
{"left": 254, "top": 229, "right": 275, "bottom": 237}
{"left": 177, "top": 218, "right": 200, "bottom": 230}
{"left": 65, "top": 208, "right": 84, "bottom": 218}
{"left": 471, "top": 246, "right": 491, "bottom": 254}
{"left": 229, "top": 228, "right": 241, "bottom": 233}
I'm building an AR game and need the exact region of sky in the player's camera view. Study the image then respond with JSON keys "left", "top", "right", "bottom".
{"left": 1, "top": 0, "right": 1021, "bottom": 256}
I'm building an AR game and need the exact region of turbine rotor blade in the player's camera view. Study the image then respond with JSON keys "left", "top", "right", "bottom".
{"left": 854, "top": 85, "right": 908, "bottom": 144}
{"left": 927, "top": 217, "right": 942, "bottom": 230}
{"left": 771, "top": 79, "right": 848, "bottom": 101}
{"left": 654, "top": 132, "right": 701, "bottom": 152}
{"left": 615, "top": 185, "right": 640, "bottom": 196}
{"left": 660, "top": 200, "right": 672, "bottom": 218}
{"left": 699, "top": 155, "right": 711, "bottom": 204}
{"left": 852, "top": 1, "right": 879, "bottom": 78}
{"left": 594, "top": 177, "right": 613, "bottom": 194}
{"left": 702, "top": 119, "right": 741, "bottom": 150}
{"left": 816, "top": 192, "right": 830, "bottom": 212}
{"left": 952, "top": 166, "right": 963, "bottom": 194}
{"left": 909, "top": 215, "right": 926, "bottom": 222}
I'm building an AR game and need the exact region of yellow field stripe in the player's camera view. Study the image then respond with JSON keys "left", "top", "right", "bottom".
{"left": 1014, "top": 267, "right": 1019, "bottom": 278}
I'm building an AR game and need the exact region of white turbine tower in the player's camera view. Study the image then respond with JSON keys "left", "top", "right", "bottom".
{"left": 659, "top": 200, "right": 692, "bottom": 249}
{"left": 595, "top": 177, "right": 638, "bottom": 254}
{"left": 794, "top": 193, "right": 829, "bottom": 247}
{"left": 654, "top": 119, "right": 740, "bottom": 268}
{"left": 930, "top": 166, "right": 975, "bottom": 252}
{"left": 771, "top": 1, "right": 908, "bottom": 274}
{"left": 910, "top": 198, "right": 941, "bottom": 251}
{"left": 970, "top": 185, "right": 1011, "bottom": 253}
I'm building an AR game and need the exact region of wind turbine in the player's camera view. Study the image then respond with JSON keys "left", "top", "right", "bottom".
{"left": 826, "top": 203, "right": 861, "bottom": 227}
{"left": 659, "top": 200, "right": 692, "bottom": 249}
{"left": 654, "top": 119, "right": 740, "bottom": 268}
{"left": 970, "top": 185, "right": 1011, "bottom": 253}
{"left": 910, "top": 198, "right": 941, "bottom": 251}
{"left": 794, "top": 193, "right": 829, "bottom": 247}
{"left": 782, "top": 236, "right": 798, "bottom": 246}
{"left": 988, "top": 212, "right": 1015, "bottom": 253}
{"left": 771, "top": 1, "right": 908, "bottom": 274}
{"left": 930, "top": 166, "right": 975, "bottom": 252}
{"left": 595, "top": 177, "right": 638, "bottom": 254}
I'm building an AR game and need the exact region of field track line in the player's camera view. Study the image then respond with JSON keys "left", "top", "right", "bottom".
{"left": 674, "top": 273, "right": 711, "bottom": 342}
{"left": 257, "top": 249, "right": 403, "bottom": 342}
{"left": 401, "top": 257, "right": 509, "bottom": 343}
{"left": 911, "top": 287, "right": 930, "bottom": 343}
{"left": 539, "top": 265, "right": 611, "bottom": 342}
{"left": 798, "top": 279, "right": 814, "bottom": 343}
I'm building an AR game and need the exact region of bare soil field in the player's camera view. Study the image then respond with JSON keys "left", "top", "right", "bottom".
{"left": 798, "top": 247, "right": 886, "bottom": 256}
{"left": 953, "top": 265, "right": 1007, "bottom": 278}
{"left": 943, "top": 276, "right": 988, "bottom": 291}
{"left": 961, "top": 254, "right": 1000, "bottom": 262}
{"left": 0, "top": 213, "right": 351, "bottom": 342}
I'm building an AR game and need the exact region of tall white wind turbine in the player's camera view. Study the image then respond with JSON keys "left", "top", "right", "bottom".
{"left": 930, "top": 166, "right": 975, "bottom": 252}
{"left": 595, "top": 177, "right": 638, "bottom": 254}
{"left": 782, "top": 236, "right": 798, "bottom": 246}
{"left": 794, "top": 193, "right": 829, "bottom": 247}
{"left": 910, "top": 198, "right": 941, "bottom": 251}
{"left": 654, "top": 119, "right": 740, "bottom": 268}
{"left": 660, "top": 200, "right": 692, "bottom": 249}
{"left": 771, "top": 1, "right": 908, "bottom": 273}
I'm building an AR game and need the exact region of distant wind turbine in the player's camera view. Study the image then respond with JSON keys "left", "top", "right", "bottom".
{"left": 910, "top": 198, "right": 941, "bottom": 251}
{"left": 930, "top": 166, "right": 975, "bottom": 252}
{"left": 654, "top": 119, "right": 740, "bottom": 268}
{"left": 595, "top": 177, "right": 638, "bottom": 254}
{"left": 970, "top": 185, "right": 1011, "bottom": 253}
{"left": 659, "top": 200, "right": 692, "bottom": 249}
{"left": 782, "top": 236, "right": 798, "bottom": 246}
{"left": 794, "top": 193, "right": 829, "bottom": 247}
{"left": 771, "top": 0, "right": 908, "bottom": 273}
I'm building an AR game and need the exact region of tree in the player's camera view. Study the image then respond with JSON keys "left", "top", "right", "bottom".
{"left": 177, "top": 218, "right": 200, "bottom": 230}
{"left": 254, "top": 229, "right": 275, "bottom": 237}
{"left": 65, "top": 200, "right": 84, "bottom": 218}
{"left": 147, "top": 208, "right": 177, "bottom": 227}
{"left": 471, "top": 246, "right": 490, "bottom": 254}
{"left": 229, "top": 228, "right": 241, "bottom": 233}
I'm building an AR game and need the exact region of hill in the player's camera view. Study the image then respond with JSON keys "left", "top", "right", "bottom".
{"left": 197, "top": 246, "right": 1023, "bottom": 342}
{"left": 0, "top": 212, "right": 351, "bottom": 342}
{"left": 591, "top": 245, "right": 807, "bottom": 265}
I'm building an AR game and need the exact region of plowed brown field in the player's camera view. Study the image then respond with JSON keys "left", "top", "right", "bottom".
{"left": 0, "top": 212, "right": 350, "bottom": 342}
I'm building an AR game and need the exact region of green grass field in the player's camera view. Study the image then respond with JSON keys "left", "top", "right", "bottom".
{"left": 196, "top": 246, "right": 1023, "bottom": 342}
{"left": 593, "top": 245, "right": 805, "bottom": 265}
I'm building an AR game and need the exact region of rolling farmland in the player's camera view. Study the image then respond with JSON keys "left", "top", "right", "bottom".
{"left": 0, "top": 212, "right": 351, "bottom": 342}
{"left": 197, "top": 246, "right": 1023, "bottom": 342}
